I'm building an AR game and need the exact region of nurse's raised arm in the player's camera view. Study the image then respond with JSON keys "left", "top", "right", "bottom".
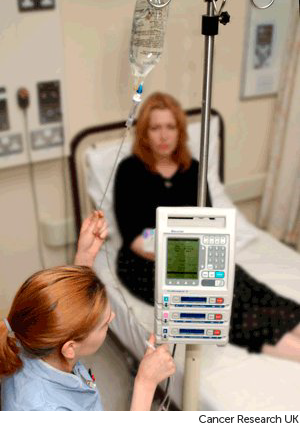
{"left": 74, "top": 210, "right": 108, "bottom": 267}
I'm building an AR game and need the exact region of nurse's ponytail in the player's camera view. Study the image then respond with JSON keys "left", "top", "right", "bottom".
{"left": 0, "top": 318, "right": 22, "bottom": 376}
{"left": 0, "top": 265, "right": 107, "bottom": 378}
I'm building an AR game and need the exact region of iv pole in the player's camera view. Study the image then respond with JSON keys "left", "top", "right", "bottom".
{"left": 149, "top": 0, "right": 279, "bottom": 412}
{"left": 183, "top": 0, "right": 276, "bottom": 411}
{"left": 183, "top": 0, "right": 281, "bottom": 411}
{"left": 183, "top": 0, "right": 230, "bottom": 410}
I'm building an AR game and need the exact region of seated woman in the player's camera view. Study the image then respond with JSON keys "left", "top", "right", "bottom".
{"left": 0, "top": 211, "right": 175, "bottom": 411}
{"left": 114, "top": 92, "right": 300, "bottom": 362}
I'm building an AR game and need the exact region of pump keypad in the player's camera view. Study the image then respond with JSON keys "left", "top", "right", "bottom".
{"left": 208, "top": 245, "right": 226, "bottom": 270}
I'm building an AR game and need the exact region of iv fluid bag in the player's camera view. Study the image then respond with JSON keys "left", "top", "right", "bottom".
{"left": 129, "top": 0, "right": 169, "bottom": 84}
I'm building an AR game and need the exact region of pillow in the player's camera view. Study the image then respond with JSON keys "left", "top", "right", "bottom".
{"left": 86, "top": 116, "right": 257, "bottom": 254}
{"left": 187, "top": 117, "right": 258, "bottom": 251}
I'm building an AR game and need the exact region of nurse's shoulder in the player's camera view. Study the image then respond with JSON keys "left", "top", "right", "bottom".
{"left": 2, "top": 362, "right": 57, "bottom": 411}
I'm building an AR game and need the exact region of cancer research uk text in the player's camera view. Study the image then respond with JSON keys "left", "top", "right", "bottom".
{"left": 199, "top": 415, "right": 300, "bottom": 424}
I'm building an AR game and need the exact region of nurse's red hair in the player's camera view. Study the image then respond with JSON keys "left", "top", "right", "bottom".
{"left": 0, "top": 266, "right": 107, "bottom": 377}
{"left": 133, "top": 92, "right": 192, "bottom": 172}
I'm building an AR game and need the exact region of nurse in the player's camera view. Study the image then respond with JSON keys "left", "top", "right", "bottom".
{"left": 0, "top": 211, "right": 175, "bottom": 411}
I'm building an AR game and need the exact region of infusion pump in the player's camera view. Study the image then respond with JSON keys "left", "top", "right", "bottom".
{"left": 155, "top": 207, "right": 236, "bottom": 345}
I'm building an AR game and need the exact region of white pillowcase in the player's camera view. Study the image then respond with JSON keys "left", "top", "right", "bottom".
{"left": 188, "top": 119, "right": 258, "bottom": 251}
{"left": 86, "top": 116, "right": 257, "bottom": 253}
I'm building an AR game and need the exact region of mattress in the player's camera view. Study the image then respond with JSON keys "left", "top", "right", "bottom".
{"left": 94, "top": 229, "right": 300, "bottom": 411}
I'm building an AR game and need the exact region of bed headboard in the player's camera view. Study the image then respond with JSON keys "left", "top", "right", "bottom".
{"left": 69, "top": 108, "right": 225, "bottom": 236}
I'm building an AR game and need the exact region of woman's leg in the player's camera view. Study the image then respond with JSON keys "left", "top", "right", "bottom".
{"left": 117, "top": 247, "right": 155, "bottom": 305}
{"left": 262, "top": 330, "right": 300, "bottom": 363}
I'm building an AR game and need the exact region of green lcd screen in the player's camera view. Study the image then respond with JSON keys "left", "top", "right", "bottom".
{"left": 167, "top": 238, "right": 199, "bottom": 280}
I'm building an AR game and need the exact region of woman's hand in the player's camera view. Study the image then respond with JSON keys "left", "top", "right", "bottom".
{"left": 130, "top": 235, "right": 155, "bottom": 261}
{"left": 74, "top": 211, "right": 108, "bottom": 267}
{"left": 130, "top": 334, "right": 176, "bottom": 410}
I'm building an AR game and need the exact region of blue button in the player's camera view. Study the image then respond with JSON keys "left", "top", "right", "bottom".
{"left": 215, "top": 272, "right": 225, "bottom": 278}
{"left": 163, "top": 329, "right": 168, "bottom": 333}
{"left": 164, "top": 296, "right": 169, "bottom": 302}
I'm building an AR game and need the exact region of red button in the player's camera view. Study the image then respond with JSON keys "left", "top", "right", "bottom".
{"left": 216, "top": 298, "right": 224, "bottom": 304}
{"left": 213, "top": 330, "right": 221, "bottom": 336}
{"left": 215, "top": 314, "right": 222, "bottom": 320}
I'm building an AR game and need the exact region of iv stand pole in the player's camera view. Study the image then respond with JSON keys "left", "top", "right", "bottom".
{"left": 197, "top": 0, "right": 215, "bottom": 207}
{"left": 183, "top": 0, "right": 226, "bottom": 410}
{"left": 181, "top": 0, "right": 277, "bottom": 411}
{"left": 150, "top": 0, "right": 275, "bottom": 412}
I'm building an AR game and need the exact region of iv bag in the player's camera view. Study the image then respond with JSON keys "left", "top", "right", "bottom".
{"left": 129, "top": 0, "right": 169, "bottom": 87}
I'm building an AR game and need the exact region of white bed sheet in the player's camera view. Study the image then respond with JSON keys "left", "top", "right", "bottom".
{"left": 85, "top": 114, "right": 300, "bottom": 410}
{"left": 94, "top": 229, "right": 300, "bottom": 411}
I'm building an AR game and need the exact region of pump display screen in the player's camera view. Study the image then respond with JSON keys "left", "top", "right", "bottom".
{"left": 167, "top": 238, "right": 199, "bottom": 280}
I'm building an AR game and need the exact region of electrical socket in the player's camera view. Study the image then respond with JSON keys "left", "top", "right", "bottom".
{"left": 0, "top": 134, "right": 23, "bottom": 157}
{"left": 18, "top": 0, "right": 36, "bottom": 11}
{"left": 18, "top": 0, "right": 55, "bottom": 12}
{"left": 39, "top": 0, "right": 55, "bottom": 9}
{"left": 31, "top": 126, "right": 64, "bottom": 150}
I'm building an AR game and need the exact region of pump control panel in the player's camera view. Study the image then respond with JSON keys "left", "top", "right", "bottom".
{"left": 155, "top": 207, "right": 236, "bottom": 345}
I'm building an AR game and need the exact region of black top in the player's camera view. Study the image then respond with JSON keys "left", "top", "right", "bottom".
{"left": 114, "top": 155, "right": 211, "bottom": 247}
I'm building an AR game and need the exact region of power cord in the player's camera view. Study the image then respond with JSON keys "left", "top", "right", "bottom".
{"left": 17, "top": 88, "right": 47, "bottom": 270}
{"left": 18, "top": 87, "right": 71, "bottom": 267}
{"left": 61, "top": 152, "right": 72, "bottom": 265}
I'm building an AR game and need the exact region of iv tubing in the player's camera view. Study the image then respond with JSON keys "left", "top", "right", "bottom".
{"left": 126, "top": 84, "right": 143, "bottom": 129}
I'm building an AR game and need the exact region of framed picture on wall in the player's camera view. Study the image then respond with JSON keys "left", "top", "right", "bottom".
{"left": 240, "top": 0, "right": 293, "bottom": 99}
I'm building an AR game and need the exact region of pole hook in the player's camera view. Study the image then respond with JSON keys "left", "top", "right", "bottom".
{"left": 147, "top": 0, "right": 172, "bottom": 9}
{"left": 212, "top": 0, "right": 227, "bottom": 16}
{"left": 250, "top": 0, "right": 275, "bottom": 10}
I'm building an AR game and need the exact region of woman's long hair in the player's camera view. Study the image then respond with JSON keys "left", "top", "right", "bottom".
{"left": 0, "top": 266, "right": 107, "bottom": 377}
{"left": 133, "top": 92, "right": 192, "bottom": 172}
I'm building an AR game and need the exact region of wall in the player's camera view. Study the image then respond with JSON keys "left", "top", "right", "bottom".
{"left": 0, "top": 0, "right": 279, "bottom": 316}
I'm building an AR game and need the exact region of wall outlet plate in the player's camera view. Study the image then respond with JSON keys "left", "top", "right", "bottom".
{"left": 31, "top": 126, "right": 64, "bottom": 150}
{"left": 18, "top": 0, "right": 55, "bottom": 12}
{"left": 0, "top": 134, "right": 23, "bottom": 157}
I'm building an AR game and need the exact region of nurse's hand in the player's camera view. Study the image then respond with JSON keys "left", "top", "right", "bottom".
{"left": 74, "top": 211, "right": 108, "bottom": 267}
{"left": 130, "top": 334, "right": 176, "bottom": 411}
{"left": 137, "top": 333, "right": 175, "bottom": 387}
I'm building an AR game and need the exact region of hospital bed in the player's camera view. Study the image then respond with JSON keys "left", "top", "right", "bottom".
{"left": 69, "top": 109, "right": 300, "bottom": 411}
